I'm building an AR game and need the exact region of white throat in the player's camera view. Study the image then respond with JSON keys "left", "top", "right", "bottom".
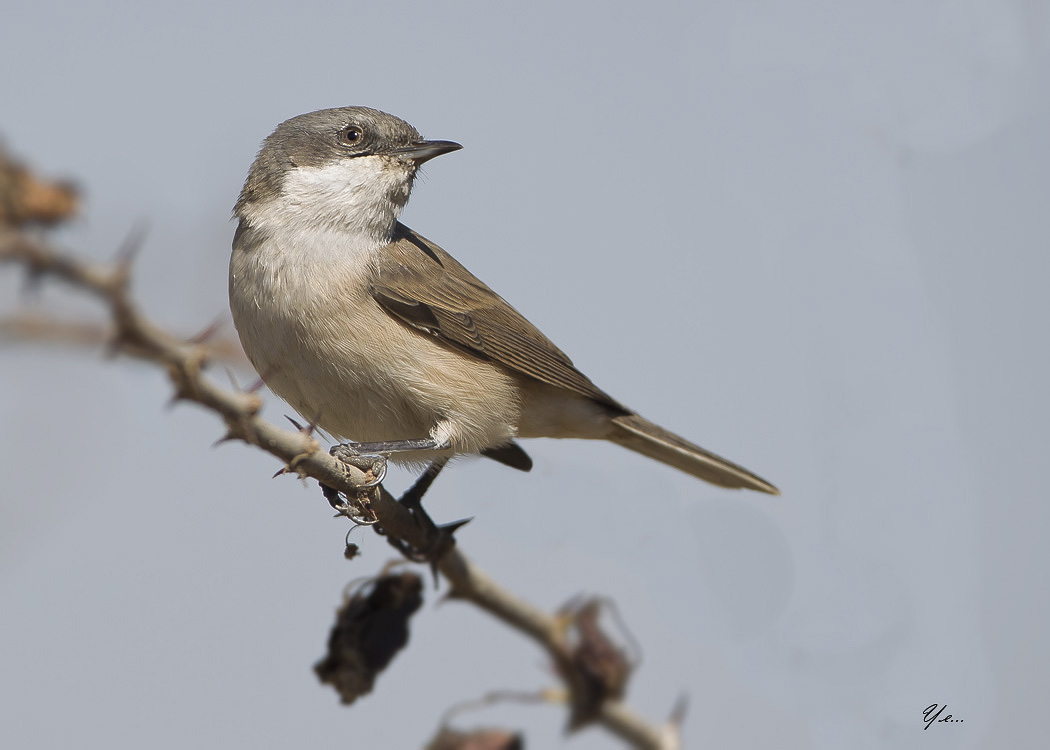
{"left": 240, "top": 155, "right": 415, "bottom": 249}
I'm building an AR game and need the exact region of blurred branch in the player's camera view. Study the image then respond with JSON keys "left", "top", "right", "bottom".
{"left": 0, "top": 150, "right": 680, "bottom": 749}
{"left": 0, "top": 312, "right": 251, "bottom": 365}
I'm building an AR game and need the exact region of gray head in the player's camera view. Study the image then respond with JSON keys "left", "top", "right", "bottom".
{"left": 234, "top": 107, "right": 460, "bottom": 239}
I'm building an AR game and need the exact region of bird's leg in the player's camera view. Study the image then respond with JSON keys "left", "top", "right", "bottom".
{"left": 335, "top": 437, "right": 452, "bottom": 456}
{"left": 399, "top": 457, "right": 448, "bottom": 510}
{"left": 380, "top": 457, "right": 472, "bottom": 575}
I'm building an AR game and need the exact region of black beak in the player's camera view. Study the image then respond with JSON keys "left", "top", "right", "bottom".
{"left": 390, "top": 140, "right": 463, "bottom": 164}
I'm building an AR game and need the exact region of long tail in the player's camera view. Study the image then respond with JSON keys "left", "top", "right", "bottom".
{"left": 609, "top": 413, "right": 779, "bottom": 494}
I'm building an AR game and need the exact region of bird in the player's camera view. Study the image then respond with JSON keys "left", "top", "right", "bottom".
{"left": 229, "top": 106, "right": 777, "bottom": 496}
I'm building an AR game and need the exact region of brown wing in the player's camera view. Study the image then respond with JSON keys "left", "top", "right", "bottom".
{"left": 370, "top": 223, "right": 624, "bottom": 411}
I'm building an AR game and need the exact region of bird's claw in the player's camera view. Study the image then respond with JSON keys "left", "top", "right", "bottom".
{"left": 322, "top": 445, "right": 387, "bottom": 525}
{"left": 330, "top": 444, "right": 388, "bottom": 487}
{"left": 322, "top": 483, "right": 379, "bottom": 525}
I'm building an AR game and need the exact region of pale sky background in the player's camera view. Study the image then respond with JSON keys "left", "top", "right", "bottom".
{"left": 2, "top": 1, "right": 1048, "bottom": 748}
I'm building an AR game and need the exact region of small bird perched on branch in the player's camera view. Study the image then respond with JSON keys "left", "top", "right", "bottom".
{"left": 229, "top": 107, "right": 777, "bottom": 495}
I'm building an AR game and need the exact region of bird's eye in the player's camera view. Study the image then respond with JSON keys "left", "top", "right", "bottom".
{"left": 341, "top": 126, "right": 363, "bottom": 144}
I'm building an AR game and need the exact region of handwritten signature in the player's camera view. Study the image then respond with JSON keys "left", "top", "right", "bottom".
{"left": 923, "top": 704, "right": 963, "bottom": 730}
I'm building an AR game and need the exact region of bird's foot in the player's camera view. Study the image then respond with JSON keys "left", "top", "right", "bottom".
{"left": 323, "top": 446, "right": 388, "bottom": 525}
{"left": 329, "top": 444, "right": 388, "bottom": 487}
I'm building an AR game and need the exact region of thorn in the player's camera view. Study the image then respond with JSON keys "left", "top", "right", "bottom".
{"left": 246, "top": 377, "right": 266, "bottom": 394}
{"left": 212, "top": 430, "right": 237, "bottom": 448}
{"left": 285, "top": 413, "right": 322, "bottom": 438}
{"left": 166, "top": 383, "right": 193, "bottom": 409}
{"left": 250, "top": 365, "right": 280, "bottom": 393}
{"left": 426, "top": 518, "right": 471, "bottom": 585}
{"left": 558, "top": 593, "right": 585, "bottom": 619}
{"left": 113, "top": 220, "right": 149, "bottom": 280}
{"left": 20, "top": 268, "right": 44, "bottom": 300}
{"left": 438, "top": 517, "right": 472, "bottom": 536}
{"left": 669, "top": 694, "right": 689, "bottom": 727}
{"left": 103, "top": 333, "right": 123, "bottom": 359}
{"left": 189, "top": 316, "right": 224, "bottom": 345}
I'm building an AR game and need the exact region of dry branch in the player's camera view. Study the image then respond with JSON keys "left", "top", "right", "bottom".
{"left": 1, "top": 226, "right": 679, "bottom": 750}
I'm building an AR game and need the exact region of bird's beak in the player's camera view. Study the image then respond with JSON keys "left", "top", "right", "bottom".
{"left": 391, "top": 140, "right": 463, "bottom": 164}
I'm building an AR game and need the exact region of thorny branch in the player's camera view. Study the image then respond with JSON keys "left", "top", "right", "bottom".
{"left": 1, "top": 165, "right": 682, "bottom": 750}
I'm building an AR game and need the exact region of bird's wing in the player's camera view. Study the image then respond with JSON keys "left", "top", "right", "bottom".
{"left": 370, "top": 223, "right": 624, "bottom": 410}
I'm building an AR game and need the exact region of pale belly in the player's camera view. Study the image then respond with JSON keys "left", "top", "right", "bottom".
{"left": 230, "top": 244, "right": 524, "bottom": 456}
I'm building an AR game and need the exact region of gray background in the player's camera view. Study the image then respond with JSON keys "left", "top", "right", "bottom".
{"left": 2, "top": 1, "right": 1047, "bottom": 748}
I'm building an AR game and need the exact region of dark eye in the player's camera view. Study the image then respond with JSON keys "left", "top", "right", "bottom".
{"left": 341, "top": 126, "right": 363, "bottom": 144}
